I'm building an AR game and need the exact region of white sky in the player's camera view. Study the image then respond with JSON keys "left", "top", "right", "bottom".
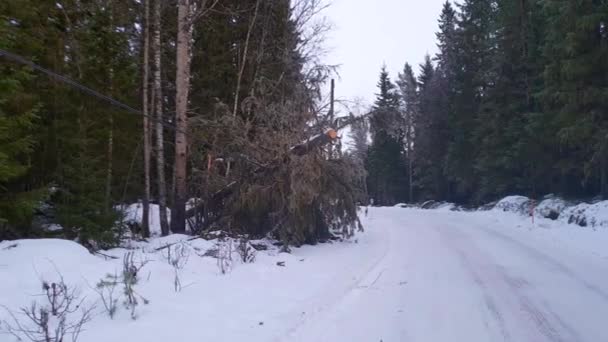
{"left": 323, "top": 0, "right": 446, "bottom": 110}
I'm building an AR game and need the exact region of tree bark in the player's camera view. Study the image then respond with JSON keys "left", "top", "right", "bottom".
{"left": 141, "top": 0, "right": 152, "bottom": 237}
{"left": 153, "top": 0, "right": 170, "bottom": 236}
{"left": 171, "top": 0, "right": 192, "bottom": 234}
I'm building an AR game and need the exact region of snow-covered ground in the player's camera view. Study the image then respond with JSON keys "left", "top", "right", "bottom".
{"left": 2, "top": 207, "right": 608, "bottom": 341}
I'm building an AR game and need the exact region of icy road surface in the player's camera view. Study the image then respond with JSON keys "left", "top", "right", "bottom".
{"left": 285, "top": 208, "right": 608, "bottom": 342}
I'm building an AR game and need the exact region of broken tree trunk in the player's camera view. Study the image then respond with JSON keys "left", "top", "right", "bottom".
{"left": 291, "top": 129, "right": 338, "bottom": 156}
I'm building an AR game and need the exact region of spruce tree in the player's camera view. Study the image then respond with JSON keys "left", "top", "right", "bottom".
{"left": 52, "top": 0, "right": 139, "bottom": 247}
{"left": 0, "top": 37, "right": 42, "bottom": 238}
{"left": 397, "top": 63, "right": 418, "bottom": 202}
{"left": 446, "top": 0, "right": 496, "bottom": 203}
{"left": 425, "top": 0, "right": 457, "bottom": 201}
{"left": 541, "top": 0, "right": 608, "bottom": 197}
{"left": 413, "top": 57, "right": 444, "bottom": 201}
{"left": 349, "top": 117, "right": 370, "bottom": 204}
{"left": 436, "top": 1, "right": 458, "bottom": 85}
{"left": 367, "top": 67, "right": 408, "bottom": 205}
{"left": 473, "top": 0, "right": 545, "bottom": 201}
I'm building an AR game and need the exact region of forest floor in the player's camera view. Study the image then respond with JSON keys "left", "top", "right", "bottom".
{"left": 2, "top": 207, "right": 608, "bottom": 341}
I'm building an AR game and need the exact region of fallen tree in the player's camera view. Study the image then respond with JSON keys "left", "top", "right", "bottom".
{"left": 185, "top": 114, "right": 368, "bottom": 245}
{"left": 185, "top": 129, "right": 340, "bottom": 223}
{"left": 186, "top": 129, "right": 339, "bottom": 214}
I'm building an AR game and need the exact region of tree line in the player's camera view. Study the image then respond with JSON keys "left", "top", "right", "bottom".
{"left": 358, "top": 0, "right": 608, "bottom": 206}
{"left": 1, "top": 0, "right": 363, "bottom": 247}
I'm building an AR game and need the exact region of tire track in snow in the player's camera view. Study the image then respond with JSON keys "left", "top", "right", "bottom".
{"left": 478, "top": 226, "right": 608, "bottom": 302}
{"left": 451, "top": 247, "right": 511, "bottom": 342}
{"left": 437, "top": 223, "right": 578, "bottom": 342}
{"left": 499, "top": 264, "right": 584, "bottom": 342}
{"left": 437, "top": 224, "right": 511, "bottom": 341}
{"left": 274, "top": 223, "right": 392, "bottom": 342}
{"left": 471, "top": 218, "right": 607, "bottom": 342}
{"left": 499, "top": 271, "right": 569, "bottom": 342}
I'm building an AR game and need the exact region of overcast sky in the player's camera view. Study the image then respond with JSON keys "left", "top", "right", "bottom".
{"left": 323, "top": 0, "right": 446, "bottom": 110}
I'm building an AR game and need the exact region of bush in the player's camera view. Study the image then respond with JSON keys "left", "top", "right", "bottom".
{"left": 1, "top": 275, "right": 94, "bottom": 342}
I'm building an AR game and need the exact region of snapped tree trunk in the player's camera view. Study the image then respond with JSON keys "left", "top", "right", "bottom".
{"left": 292, "top": 129, "right": 338, "bottom": 156}
{"left": 153, "top": 0, "right": 170, "bottom": 236}
{"left": 141, "top": 0, "right": 152, "bottom": 237}
{"left": 171, "top": 0, "right": 192, "bottom": 234}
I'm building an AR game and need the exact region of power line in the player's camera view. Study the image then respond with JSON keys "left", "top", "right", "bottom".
{"left": 0, "top": 48, "right": 179, "bottom": 132}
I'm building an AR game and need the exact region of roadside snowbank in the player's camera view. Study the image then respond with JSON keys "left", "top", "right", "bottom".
{"left": 0, "top": 228, "right": 366, "bottom": 342}
{"left": 535, "top": 196, "right": 569, "bottom": 220}
{"left": 476, "top": 207, "right": 608, "bottom": 260}
{"left": 405, "top": 194, "right": 608, "bottom": 231}
{"left": 494, "top": 195, "right": 533, "bottom": 215}
{"left": 559, "top": 201, "right": 608, "bottom": 228}
{"left": 491, "top": 195, "right": 608, "bottom": 230}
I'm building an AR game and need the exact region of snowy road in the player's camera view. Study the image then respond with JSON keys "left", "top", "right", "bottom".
{"left": 284, "top": 208, "right": 608, "bottom": 342}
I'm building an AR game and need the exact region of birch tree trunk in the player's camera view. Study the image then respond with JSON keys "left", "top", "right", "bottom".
{"left": 171, "top": 0, "right": 192, "bottom": 234}
{"left": 153, "top": 0, "right": 170, "bottom": 236}
{"left": 141, "top": 0, "right": 152, "bottom": 237}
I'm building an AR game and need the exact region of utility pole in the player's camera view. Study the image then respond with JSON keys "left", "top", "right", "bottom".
{"left": 330, "top": 79, "right": 335, "bottom": 122}
{"left": 328, "top": 79, "right": 335, "bottom": 158}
